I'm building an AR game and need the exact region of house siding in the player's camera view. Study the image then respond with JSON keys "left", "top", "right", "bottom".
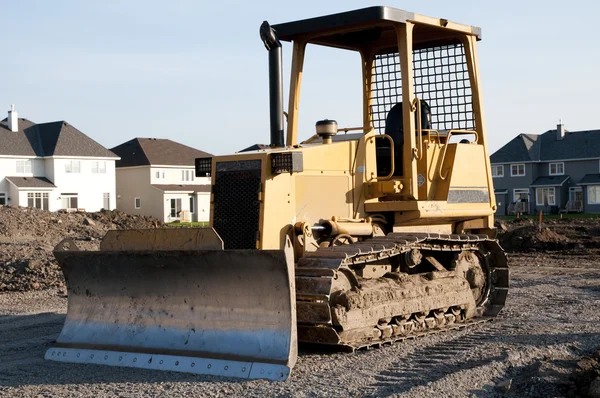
{"left": 564, "top": 160, "right": 600, "bottom": 185}
{"left": 150, "top": 166, "right": 209, "bottom": 186}
{"left": 51, "top": 158, "right": 117, "bottom": 211}
{"left": 115, "top": 167, "right": 163, "bottom": 218}
{"left": 116, "top": 166, "right": 211, "bottom": 222}
{"left": 491, "top": 164, "right": 535, "bottom": 213}
{"left": 494, "top": 192, "right": 508, "bottom": 215}
{"left": 491, "top": 159, "right": 600, "bottom": 214}
{"left": 7, "top": 183, "right": 17, "bottom": 207}
{"left": 583, "top": 184, "right": 600, "bottom": 213}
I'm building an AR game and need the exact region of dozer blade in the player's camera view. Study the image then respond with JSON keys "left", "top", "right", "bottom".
{"left": 46, "top": 229, "right": 297, "bottom": 381}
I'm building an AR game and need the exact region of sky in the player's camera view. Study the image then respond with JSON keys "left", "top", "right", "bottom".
{"left": 2, "top": 1, "right": 599, "bottom": 155}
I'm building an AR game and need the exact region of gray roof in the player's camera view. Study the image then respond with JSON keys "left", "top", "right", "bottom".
{"left": 0, "top": 118, "right": 117, "bottom": 158}
{"left": 577, "top": 174, "right": 600, "bottom": 185}
{"left": 0, "top": 118, "right": 40, "bottom": 156}
{"left": 111, "top": 138, "right": 212, "bottom": 168}
{"left": 238, "top": 144, "right": 270, "bottom": 153}
{"left": 530, "top": 175, "right": 569, "bottom": 187}
{"left": 152, "top": 184, "right": 211, "bottom": 193}
{"left": 5, "top": 176, "right": 56, "bottom": 188}
{"left": 491, "top": 128, "right": 600, "bottom": 163}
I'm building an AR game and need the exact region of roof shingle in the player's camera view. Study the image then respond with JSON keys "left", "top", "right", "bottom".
{"left": 111, "top": 138, "right": 212, "bottom": 168}
{"left": 491, "top": 129, "right": 600, "bottom": 163}
{"left": 5, "top": 176, "right": 56, "bottom": 188}
{"left": 0, "top": 118, "right": 117, "bottom": 158}
{"left": 577, "top": 174, "right": 600, "bottom": 185}
{"left": 530, "top": 175, "right": 570, "bottom": 187}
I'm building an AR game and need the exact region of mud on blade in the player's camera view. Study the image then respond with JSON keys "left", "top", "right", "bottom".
{"left": 46, "top": 230, "right": 297, "bottom": 381}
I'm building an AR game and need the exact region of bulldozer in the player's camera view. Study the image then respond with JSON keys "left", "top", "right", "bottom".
{"left": 46, "top": 6, "right": 509, "bottom": 381}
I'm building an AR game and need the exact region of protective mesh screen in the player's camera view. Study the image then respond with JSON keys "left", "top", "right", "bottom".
{"left": 370, "top": 43, "right": 474, "bottom": 134}
{"left": 370, "top": 53, "right": 403, "bottom": 135}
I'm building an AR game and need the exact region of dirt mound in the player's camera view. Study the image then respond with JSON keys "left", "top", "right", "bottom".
{"left": 499, "top": 225, "right": 571, "bottom": 252}
{"left": 572, "top": 350, "right": 600, "bottom": 398}
{"left": 0, "top": 205, "right": 163, "bottom": 292}
{"left": 497, "top": 216, "right": 600, "bottom": 253}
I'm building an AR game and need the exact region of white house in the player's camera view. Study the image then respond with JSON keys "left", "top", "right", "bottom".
{"left": 111, "top": 138, "right": 212, "bottom": 223}
{"left": 0, "top": 106, "right": 119, "bottom": 211}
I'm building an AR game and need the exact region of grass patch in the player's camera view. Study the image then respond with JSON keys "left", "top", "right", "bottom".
{"left": 167, "top": 221, "right": 209, "bottom": 227}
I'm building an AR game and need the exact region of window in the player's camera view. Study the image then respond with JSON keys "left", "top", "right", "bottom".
{"left": 91, "top": 161, "right": 106, "bottom": 174}
{"left": 588, "top": 186, "right": 600, "bottom": 204}
{"left": 103, "top": 193, "right": 110, "bottom": 209}
{"left": 189, "top": 196, "right": 194, "bottom": 214}
{"left": 549, "top": 162, "right": 564, "bottom": 176}
{"left": 16, "top": 160, "right": 33, "bottom": 174}
{"left": 569, "top": 187, "right": 583, "bottom": 202}
{"left": 510, "top": 164, "right": 525, "bottom": 177}
{"left": 170, "top": 198, "right": 182, "bottom": 217}
{"left": 134, "top": 197, "right": 141, "bottom": 209}
{"left": 61, "top": 193, "right": 78, "bottom": 210}
{"left": 514, "top": 189, "right": 529, "bottom": 202}
{"left": 155, "top": 169, "right": 165, "bottom": 179}
{"left": 65, "top": 160, "right": 81, "bottom": 173}
{"left": 0, "top": 193, "right": 6, "bottom": 205}
{"left": 181, "top": 170, "right": 194, "bottom": 182}
{"left": 536, "top": 187, "right": 556, "bottom": 206}
{"left": 491, "top": 165, "right": 504, "bottom": 178}
{"left": 27, "top": 192, "right": 49, "bottom": 210}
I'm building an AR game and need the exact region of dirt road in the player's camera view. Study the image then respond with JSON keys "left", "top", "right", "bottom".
{"left": 1, "top": 252, "right": 599, "bottom": 397}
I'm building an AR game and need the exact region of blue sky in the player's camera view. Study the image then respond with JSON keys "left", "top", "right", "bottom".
{"left": 2, "top": 1, "right": 598, "bottom": 155}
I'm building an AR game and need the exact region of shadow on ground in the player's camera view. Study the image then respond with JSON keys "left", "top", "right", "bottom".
{"left": 362, "top": 321, "right": 599, "bottom": 398}
{"left": 0, "top": 313, "right": 328, "bottom": 387}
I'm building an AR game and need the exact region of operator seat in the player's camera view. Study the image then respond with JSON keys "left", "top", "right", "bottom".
{"left": 376, "top": 100, "right": 432, "bottom": 177}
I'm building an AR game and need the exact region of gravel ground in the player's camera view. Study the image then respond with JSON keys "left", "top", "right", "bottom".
{"left": 1, "top": 252, "right": 599, "bottom": 397}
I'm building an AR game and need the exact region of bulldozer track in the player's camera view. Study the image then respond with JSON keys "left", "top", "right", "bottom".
{"left": 295, "top": 233, "right": 509, "bottom": 349}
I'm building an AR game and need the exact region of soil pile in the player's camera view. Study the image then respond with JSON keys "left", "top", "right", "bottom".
{"left": 0, "top": 205, "right": 163, "bottom": 292}
{"left": 572, "top": 350, "right": 600, "bottom": 398}
{"left": 499, "top": 225, "right": 571, "bottom": 252}
{"left": 498, "top": 216, "right": 600, "bottom": 253}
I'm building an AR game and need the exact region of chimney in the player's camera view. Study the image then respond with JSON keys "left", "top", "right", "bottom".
{"left": 556, "top": 120, "right": 565, "bottom": 140}
{"left": 7, "top": 104, "right": 18, "bottom": 132}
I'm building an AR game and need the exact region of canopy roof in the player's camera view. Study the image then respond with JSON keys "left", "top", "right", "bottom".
{"left": 272, "top": 6, "right": 481, "bottom": 52}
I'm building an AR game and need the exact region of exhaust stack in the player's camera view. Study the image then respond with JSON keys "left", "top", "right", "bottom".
{"left": 260, "top": 21, "right": 284, "bottom": 147}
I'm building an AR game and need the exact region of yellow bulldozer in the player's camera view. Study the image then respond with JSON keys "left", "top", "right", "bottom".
{"left": 46, "top": 6, "right": 508, "bottom": 381}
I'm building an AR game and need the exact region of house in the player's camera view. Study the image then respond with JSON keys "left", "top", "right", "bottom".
{"left": 111, "top": 138, "right": 212, "bottom": 222}
{"left": 490, "top": 123, "right": 600, "bottom": 215}
{"left": 239, "top": 143, "right": 270, "bottom": 152}
{"left": 0, "top": 105, "right": 119, "bottom": 211}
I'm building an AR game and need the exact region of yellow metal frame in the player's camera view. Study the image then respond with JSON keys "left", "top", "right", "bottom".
{"left": 207, "top": 11, "right": 497, "bottom": 251}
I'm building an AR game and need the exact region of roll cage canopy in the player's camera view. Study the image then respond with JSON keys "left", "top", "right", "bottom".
{"left": 272, "top": 6, "right": 482, "bottom": 53}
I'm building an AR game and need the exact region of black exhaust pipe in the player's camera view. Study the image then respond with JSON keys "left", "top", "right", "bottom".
{"left": 260, "top": 21, "right": 284, "bottom": 147}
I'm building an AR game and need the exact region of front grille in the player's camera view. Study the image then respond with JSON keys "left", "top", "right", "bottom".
{"left": 213, "top": 160, "right": 262, "bottom": 249}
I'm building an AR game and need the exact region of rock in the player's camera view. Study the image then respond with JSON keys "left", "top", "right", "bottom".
{"left": 495, "top": 220, "right": 509, "bottom": 233}
{"left": 495, "top": 378, "right": 512, "bottom": 393}
{"left": 589, "top": 377, "right": 600, "bottom": 398}
{"left": 507, "top": 350, "right": 522, "bottom": 365}
{"left": 83, "top": 217, "right": 95, "bottom": 226}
